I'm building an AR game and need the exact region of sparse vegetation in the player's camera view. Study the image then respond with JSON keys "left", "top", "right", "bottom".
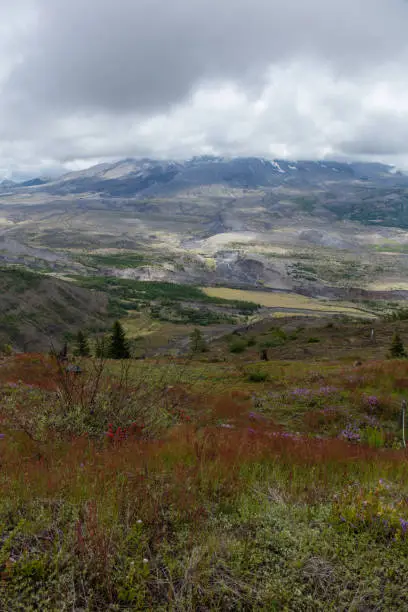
{"left": 78, "top": 251, "right": 149, "bottom": 269}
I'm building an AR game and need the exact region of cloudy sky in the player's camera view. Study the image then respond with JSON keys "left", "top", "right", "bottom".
{"left": 1, "top": 0, "right": 408, "bottom": 178}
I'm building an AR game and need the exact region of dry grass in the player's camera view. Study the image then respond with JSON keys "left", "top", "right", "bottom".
{"left": 202, "top": 287, "right": 372, "bottom": 316}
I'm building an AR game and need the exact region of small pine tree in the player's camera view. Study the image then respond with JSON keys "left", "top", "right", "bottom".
{"left": 389, "top": 332, "right": 407, "bottom": 358}
{"left": 109, "top": 321, "right": 130, "bottom": 359}
{"left": 189, "top": 328, "right": 207, "bottom": 353}
{"left": 75, "top": 330, "right": 90, "bottom": 357}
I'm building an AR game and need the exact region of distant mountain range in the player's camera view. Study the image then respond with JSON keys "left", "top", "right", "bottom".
{"left": 1, "top": 156, "right": 406, "bottom": 198}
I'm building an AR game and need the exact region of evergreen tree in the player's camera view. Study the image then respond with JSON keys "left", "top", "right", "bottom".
{"left": 109, "top": 321, "right": 130, "bottom": 359}
{"left": 74, "top": 330, "right": 90, "bottom": 357}
{"left": 389, "top": 332, "right": 407, "bottom": 358}
{"left": 189, "top": 328, "right": 207, "bottom": 353}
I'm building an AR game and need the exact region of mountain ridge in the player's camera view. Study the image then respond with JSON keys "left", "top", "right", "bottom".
{"left": 1, "top": 156, "right": 405, "bottom": 198}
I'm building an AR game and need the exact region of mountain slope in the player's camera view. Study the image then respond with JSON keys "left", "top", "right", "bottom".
{"left": 18, "top": 156, "right": 406, "bottom": 198}
{"left": 0, "top": 268, "right": 110, "bottom": 351}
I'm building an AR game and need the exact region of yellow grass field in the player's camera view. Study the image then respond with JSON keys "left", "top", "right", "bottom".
{"left": 202, "top": 287, "right": 373, "bottom": 317}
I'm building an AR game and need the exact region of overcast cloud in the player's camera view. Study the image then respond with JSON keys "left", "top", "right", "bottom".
{"left": 1, "top": 0, "right": 408, "bottom": 177}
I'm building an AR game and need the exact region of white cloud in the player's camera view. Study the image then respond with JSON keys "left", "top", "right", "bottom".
{"left": 1, "top": 0, "right": 408, "bottom": 176}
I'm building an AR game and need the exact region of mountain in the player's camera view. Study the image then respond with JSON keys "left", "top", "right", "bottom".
{"left": 20, "top": 177, "right": 49, "bottom": 188}
{"left": 0, "top": 179, "right": 17, "bottom": 190}
{"left": 2, "top": 156, "right": 408, "bottom": 306}
{"left": 15, "top": 157, "right": 405, "bottom": 198}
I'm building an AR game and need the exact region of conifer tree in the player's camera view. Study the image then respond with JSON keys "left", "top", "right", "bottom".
{"left": 109, "top": 321, "right": 130, "bottom": 359}
{"left": 389, "top": 332, "right": 407, "bottom": 358}
{"left": 75, "top": 330, "right": 90, "bottom": 357}
{"left": 189, "top": 328, "right": 207, "bottom": 353}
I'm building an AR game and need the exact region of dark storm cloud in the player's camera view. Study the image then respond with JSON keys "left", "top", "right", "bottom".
{"left": 7, "top": 0, "right": 408, "bottom": 115}
{"left": 2, "top": 0, "right": 408, "bottom": 174}
{"left": 340, "top": 115, "right": 408, "bottom": 156}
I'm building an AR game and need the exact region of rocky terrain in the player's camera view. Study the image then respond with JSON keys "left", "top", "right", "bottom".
{"left": 2, "top": 156, "right": 408, "bottom": 304}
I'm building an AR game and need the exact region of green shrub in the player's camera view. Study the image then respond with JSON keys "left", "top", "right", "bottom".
{"left": 229, "top": 340, "right": 248, "bottom": 354}
{"left": 307, "top": 337, "right": 320, "bottom": 344}
{"left": 247, "top": 369, "right": 268, "bottom": 382}
{"left": 260, "top": 328, "right": 288, "bottom": 348}
{"left": 1, "top": 343, "right": 13, "bottom": 356}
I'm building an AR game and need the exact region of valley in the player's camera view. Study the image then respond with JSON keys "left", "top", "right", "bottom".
{"left": 2, "top": 156, "right": 408, "bottom": 352}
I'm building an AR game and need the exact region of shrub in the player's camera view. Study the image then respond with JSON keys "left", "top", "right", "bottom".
{"left": 307, "top": 337, "right": 320, "bottom": 344}
{"left": 247, "top": 370, "right": 268, "bottom": 382}
{"left": 229, "top": 340, "right": 248, "bottom": 354}
{"left": 1, "top": 343, "right": 13, "bottom": 356}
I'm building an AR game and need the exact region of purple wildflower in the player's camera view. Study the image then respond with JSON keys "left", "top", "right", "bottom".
{"left": 248, "top": 412, "right": 266, "bottom": 421}
{"left": 340, "top": 423, "right": 361, "bottom": 442}
{"left": 366, "top": 395, "right": 379, "bottom": 410}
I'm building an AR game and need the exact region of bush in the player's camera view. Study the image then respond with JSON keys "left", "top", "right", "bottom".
{"left": 247, "top": 369, "right": 268, "bottom": 382}
{"left": 307, "top": 337, "right": 320, "bottom": 344}
{"left": 259, "top": 328, "right": 288, "bottom": 349}
{"left": 229, "top": 340, "right": 248, "bottom": 354}
{"left": 1, "top": 343, "right": 13, "bottom": 356}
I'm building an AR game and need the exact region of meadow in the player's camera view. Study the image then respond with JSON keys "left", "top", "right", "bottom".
{"left": 201, "top": 287, "right": 372, "bottom": 317}
{"left": 0, "top": 336, "right": 407, "bottom": 610}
